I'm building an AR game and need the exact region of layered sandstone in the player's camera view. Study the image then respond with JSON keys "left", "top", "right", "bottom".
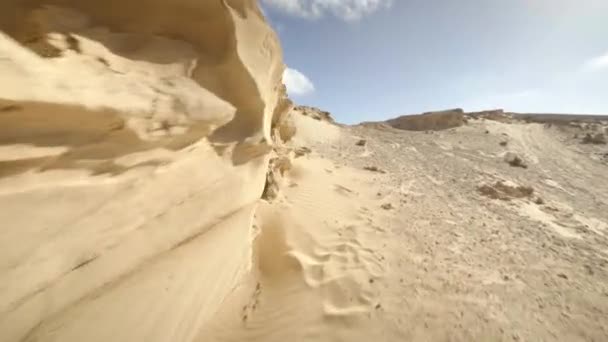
{"left": 0, "top": 1, "right": 289, "bottom": 341}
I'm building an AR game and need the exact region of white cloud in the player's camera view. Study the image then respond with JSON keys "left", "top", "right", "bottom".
{"left": 583, "top": 51, "right": 608, "bottom": 71}
{"left": 262, "top": 0, "right": 392, "bottom": 21}
{"left": 283, "top": 67, "right": 315, "bottom": 96}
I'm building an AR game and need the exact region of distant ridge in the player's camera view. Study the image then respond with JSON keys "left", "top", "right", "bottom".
{"left": 360, "top": 108, "right": 608, "bottom": 131}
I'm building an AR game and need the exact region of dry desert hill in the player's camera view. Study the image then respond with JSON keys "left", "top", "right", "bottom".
{"left": 1, "top": 1, "right": 608, "bottom": 341}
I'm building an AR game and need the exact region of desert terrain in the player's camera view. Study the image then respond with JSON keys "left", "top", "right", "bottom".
{"left": 1, "top": 1, "right": 608, "bottom": 341}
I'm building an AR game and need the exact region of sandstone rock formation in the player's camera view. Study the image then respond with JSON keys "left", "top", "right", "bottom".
{"left": 0, "top": 1, "right": 290, "bottom": 341}
{"left": 467, "top": 109, "right": 513, "bottom": 122}
{"left": 385, "top": 108, "right": 465, "bottom": 131}
{"left": 293, "top": 105, "right": 335, "bottom": 123}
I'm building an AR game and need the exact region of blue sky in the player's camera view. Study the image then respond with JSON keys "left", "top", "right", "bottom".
{"left": 261, "top": 0, "right": 608, "bottom": 123}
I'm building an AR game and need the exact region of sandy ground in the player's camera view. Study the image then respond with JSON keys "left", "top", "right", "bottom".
{"left": 200, "top": 113, "right": 608, "bottom": 341}
{"left": 195, "top": 111, "right": 605, "bottom": 342}
{"left": 279, "top": 114, "right": 608, "bottom": 341}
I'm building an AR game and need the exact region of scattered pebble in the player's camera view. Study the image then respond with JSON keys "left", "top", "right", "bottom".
{"left": 504, "top": 152, "right": 528, "bottom": 169}
{"left": 0, "top": 104, "right": 21, "bottom": 112}
{"left": 381, "top": 203, "right": 394, "bottom": 210}
{"left": 582, "top": 133, "right": 606, "bottom": 145}
{"left": 364, "top": 166, "right": 387, "bottom": 174}
{"left": 294, "top": 146, "right": 312, "bottom": 158}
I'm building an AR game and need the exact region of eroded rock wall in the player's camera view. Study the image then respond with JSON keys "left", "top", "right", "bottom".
{"left": 386, "top": 108, "right": 465, "bottom": 131}
{"left": 0, "top": 1, "right": 288, "bottom": 341}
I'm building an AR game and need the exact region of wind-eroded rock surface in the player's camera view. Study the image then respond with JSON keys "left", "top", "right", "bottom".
{"left": 384, "top": 108, "right": 465, "bottom": 131}
{"left": 0, "top": 1, "right": 290, "bottom": 341}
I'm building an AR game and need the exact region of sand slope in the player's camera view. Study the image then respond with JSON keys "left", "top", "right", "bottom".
{"left": 325, "top": 114, "right": 608, "bottom": 341}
